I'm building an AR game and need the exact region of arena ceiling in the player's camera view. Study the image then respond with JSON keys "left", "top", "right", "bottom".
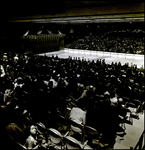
{"left": 1, "top": 0, "right": 144, "bottom": 23}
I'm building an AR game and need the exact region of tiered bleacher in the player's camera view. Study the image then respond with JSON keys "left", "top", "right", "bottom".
{"left": 0, "top": 50, "right": 144, "bottom": 149}
{"left": 69, "top": 29, "right": 145, "bottom": 55}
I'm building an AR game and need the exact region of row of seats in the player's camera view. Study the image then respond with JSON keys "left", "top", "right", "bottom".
{"left": 0, "top": 51, "right": 144, "bottom": 149}
{"left": 69, "top": 28, "right": 145, "bottom": 54}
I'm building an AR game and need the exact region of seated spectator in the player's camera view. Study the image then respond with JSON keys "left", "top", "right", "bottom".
{"left": 25, "top": 125, "right": 38, "bottom": 149}
{"left": 37, "top": 134, "right": 49, "bottom": 150}
{"left": 76, "top": 85, "right": 95, "bottom": 101}
{"left": 69, "top": 101, "right": 87, "bottom": 133}
{"left": 5, "top": 123, "right": 25, "bottom": 144}
{"left": 49, "top": 75, "right": 58, "bottom": 88}
{"left": 0, "top": 122, "right": 25, "bottom": 149}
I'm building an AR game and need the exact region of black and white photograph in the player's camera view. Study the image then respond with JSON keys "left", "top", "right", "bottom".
{"left": 0, "top": 0, "right": 144, "bottom": 149}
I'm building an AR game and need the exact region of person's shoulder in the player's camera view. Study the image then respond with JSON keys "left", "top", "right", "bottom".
{"left": 72, "top": 107, "right": 80, "bottom": 110}
{"left": 73, "top": 107, "right": 85, "bottom": 113}
{"left": 70, "top": 107, "right": 79, "bottom": 113}
{"left": 26, "top": 135, "right": 34, "bottom": 141}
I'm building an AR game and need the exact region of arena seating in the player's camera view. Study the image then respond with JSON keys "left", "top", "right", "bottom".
{"left": 68, "top": 29, "right": 145, "bottom": 55}
{"left": 0, "top": 51, "right": 144, "bottom": 149}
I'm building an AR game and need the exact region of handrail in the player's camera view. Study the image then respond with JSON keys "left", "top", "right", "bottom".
{"left": 133, "top": 130, "right": 145, "bottom": 150}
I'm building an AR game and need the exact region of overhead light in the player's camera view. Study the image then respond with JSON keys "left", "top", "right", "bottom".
{"left": 58, "top": 30, "right": 62, "bottom": 34}
{"left": 47, "top": 30, "right": 52, "bottom": 34}
{"left": 37, "top": 30, "right": 42, "bottom": 35}
{"left": 69, "top": 28, "right": 74, "bottom": 33}
{"left": 23, "top": 30, "right": 29, "bottom": 36}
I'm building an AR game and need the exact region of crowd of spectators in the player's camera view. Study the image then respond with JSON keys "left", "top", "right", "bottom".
{"left": 0, "top": 50, "right": 145, "bottom": 149}
{"left": 69, "top": 29, "right": 145, "bottom": 55}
